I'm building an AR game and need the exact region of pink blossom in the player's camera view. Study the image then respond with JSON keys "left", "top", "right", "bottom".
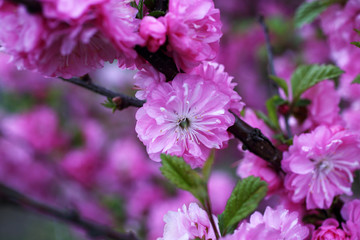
{"left": 98, "top": 0, "right": 144, "bottom": 68}
{"left": 96, "top": 138, "right": 158, "bottom": 193}
{"left": 208, "top": 171, "right": 235, "bottom": 214}
{"left": 237, "top": 152, "right": 282, "bottom": 195}
{"left": 0, "top": 138, "right": 56, "bottom": 202}
{"left": 341, "top": 199, "right": 360, "bottom": 239}
{"left": 302, "top": 80, "right": 342, "bottom": 129}
{"left": 320, "top": 0, "right": 360, "bottom": 100}
{"left": 0, "top": 53, "right": 52, "bottom": 94}
{"left": 216, "top": 27, "right": 267, "bottom": 110}
{"left": 147, "top": 191, "right": 193, "bottom": 240}
{"left": 0, "top": 0, "right": 141, "bottom": 77}
{"left": 312, "top": 218, "right": 347, "bottom": 240}
{"left": 165, "top": 0, "right": 222, "bottom": 71}
{"left": 221, "top": 206, "right": 309, "bottom": 240}
{"left": 1, "top": 106, "right": 64, "bottom": 153}
{"left": 342, "top": 100, "right": 360, "bottom": 132}
{"left": 41, "top": 0, "right": 106, "bottom": 20}
{"left": 134, "top": 65, "right": 166, "bottom": 100}
{"left": 61, "top": 149, "right": 100, "bottom": 187}
{"left": 282, "top": 125, "right": 360, "bottom": 209}
{"left": 126, "top": 180, "right": 165, "bottom": 219}
{"left": 191, "top": 61, "right": 245, "bottom": 115}
{"left": 139, "top": 16, "right": 167, "bottom": 53}
{"left": 135, "top": 73, "right": 235, "bottom": 168}
{"left": 320, "top": 1, "right": 360, "bottom": 72}
{"left": 62, "top": 183, "right": 112, "bottom": 225}
{"left": 159, "top": 202, "right": 218, "bottom": 240}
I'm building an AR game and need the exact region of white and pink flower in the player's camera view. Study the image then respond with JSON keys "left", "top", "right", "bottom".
{"left": 135, "top": 73, "right": 237, "bottom": 167}
{"left": 282, "top": 125, "right": 360, "bottom": 209}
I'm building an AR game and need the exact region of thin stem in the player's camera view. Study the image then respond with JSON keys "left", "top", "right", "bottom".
{"left": 204, "top": 195, "right": 220, "bottom": 239}
{"left": 0, "top": 183, "right": 139, "bottom": 240}
{"left": 60, "top": 77, "right": 145, "bottom": 109}
{"left": 259, "top": 15, "right": 293, "bottom": 139}
{"left": 258, "top": 15, "right": 278, "bottom": 96}
{"left": 60, "top": 78, "right": 283, "bottom": 171}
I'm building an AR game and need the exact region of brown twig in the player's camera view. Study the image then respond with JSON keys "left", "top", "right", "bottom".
{"left": 60, "top": 78, "right": 283, "bottom": 171}
{"left": 0, "top": 183, "right": 139, "bottom": 240}
{"left": 60, "top": 77, "right": 145, "bottom": 110}
{"left": 227, "top": 113, "right": 283, "bottom": 172}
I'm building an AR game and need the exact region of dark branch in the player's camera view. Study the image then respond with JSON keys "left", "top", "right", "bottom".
{"left": 60, "top": 77, "right": 145, "bottom": 109}
{"left": 258, "top": 15, "right": 292, "bottom": 138}
{"left": 0, "top": 183, "right": 139, "bottom": 240}
{"left": 258, "top": 15, "right": 276, "bottom": 77}
{"left": 228, "top": 113, "right": 283, "bottom": 172}
{"left": 61, "top": 78, "right": 283, "bottom": 171}
{"left": 135, "top": 46, "right": 179, "bottom": 81}
{"left": 258, "top": 15, "right": 278, "bottom": 96}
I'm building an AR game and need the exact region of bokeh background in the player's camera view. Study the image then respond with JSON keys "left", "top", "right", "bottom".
{"left": 1, "top": 0, "right": 336, "bottom": 239}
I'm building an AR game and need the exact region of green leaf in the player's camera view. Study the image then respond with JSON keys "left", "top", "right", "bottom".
{"left": 137, "top": 0, "right": 144, "bottom": 19}
{"left": 131, "top": 0, "right": 144, "bottom": 19}
{"left": 101, "top": 97, "right": 117, "bottom": 113}
{"left": 130, "top": 1, "right": 137, "bottom": 8}
{"left": 255, "top": 110, "right": 277, "bottom": 130}
{"left": 269, "top": 75, "right": 288, "bottom": 97}
{"left": 291, "top": 64, "right": 344, "bottom": 101}
{"left": 148, "top": 10, "right": 166, "bottom": 17}
{"left": 202, "top": 149, "right": 215, "bottom": 182}
{"left": 354, "top": 28, "right": 360, "bottom": 35}
{"left": 351, "top": 41, "right": 360, "bottom": 48}
{"left": 218, "top": 176, "right": 268, "bottom": 235}
{"left": 294, "top": 98, "right": 311, "bottom": 107}
{"left": 352, "top": 74, "right": 360, "bottom": 84}
{"left": 273, "top": 133, "right": 293, "bottom": 145}
{"left": 266, "top": 95, "right": 286, "bottom": 130}
{"left": 295, "top": 0, "right": 337, "bottom": 28}
{"left": 160, "top": 154, "right": 207, "bottom": 204}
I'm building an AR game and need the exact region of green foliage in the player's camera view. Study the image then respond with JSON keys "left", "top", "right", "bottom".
{"left": 148, "top": 10, "right": 166, "bottom": 17}
{"left": 294, "top": 98, "right": 311, "bottom": 107}
{"left": 131, "top": 0, "right": 144, "bottom": 19}
{"left": 202, "top": 150, "right": 215, "bottom": 182}
{"left": 255, "top": 110, "right": 277, "bottom": 131}
{"left": 218, "top": 176, "right": 268, "bottom": 235}
{"left": 351, "top": 41, "right": 360, "bottom": 48}
{"left": 291, "top": 64, "right": 344, "bottom": 101}
{"left": 295, "top": 0, "right": 337, "bottom": 27}
{"left": 269, "top": 75, "right": 288, "bottom": 97}
{"left": 160, "top": 154, "right": 207, "bottom": 205}
{"left": 352, "top": 74, "right": 360, "bottom": 84}
{"left": 0, "top": 92, "right": 36, "bottom": 113}
{"left": 265, "top": 95, "right": 287, "bottom": 130}
{"left": 273, "top": 133, "right": 293, "bottom": 145}
{"left": 101, "top": 97, "right": 117, "bottom": 113}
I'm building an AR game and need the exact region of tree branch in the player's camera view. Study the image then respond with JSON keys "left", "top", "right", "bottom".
{"left": 60, "top": 78, "right": 283, "bottom": 171}
{"left": 60, "top": 77, "right": 145, "bottom": 110}
{"left": 227, "top": 113, "right": 283, "bottom": 172}
{"left": 258, "top": 15, "right": 292, "bottom": 138}
{"left": 0, "top": 183, "right": 139, "bottom": 240}
{"left": 12, "top": 0, "right": 281, "bottom": 170}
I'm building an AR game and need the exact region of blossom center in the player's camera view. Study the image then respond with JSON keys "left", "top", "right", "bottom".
{"left": 179, "top": 117, "right": 191, "bottom": 130}
{"left": 315, "top": 158, "right": 332, "bottom": 174}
